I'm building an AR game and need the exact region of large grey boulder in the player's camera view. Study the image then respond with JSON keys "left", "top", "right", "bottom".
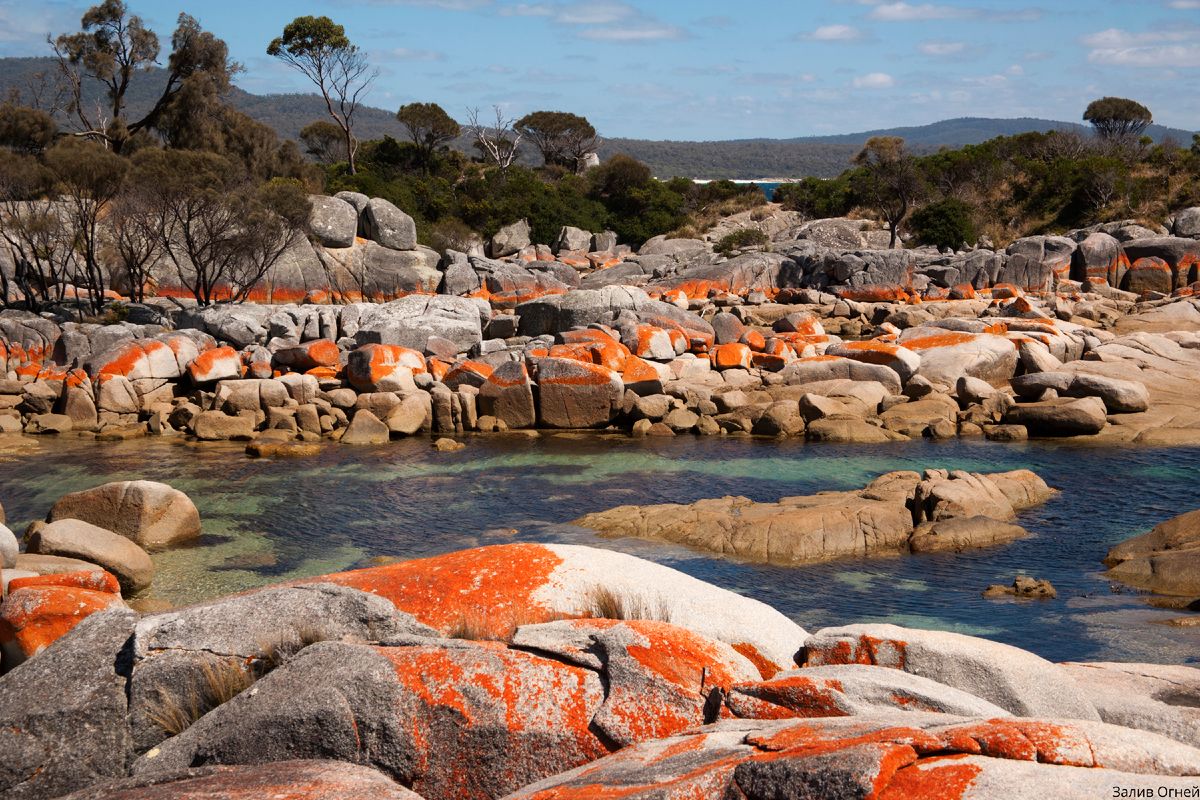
{"left": 340, "top": 409, "right": 389, "bottom": 444}
{"left": 190, "top": 411, "right": 256, "bottom": 441}
{"left": 804, "top": 623, "right": 1100, "bottom": 720}
{"left": 637, "top": 236, "right": 708, "bottom": 258}
{"left": 355, "top": 295, "right": 485, "bottom": 354}
{"left": 489, "top": 218, "right": 530, "bottom": 258}
{"left": 132, "top": 640, "right": 609, "bottom": 800}
{"left": 780, "top": 358, "right": 903, "bottom": 396}
{"left": 46, "top": 481, "right": 201, "bottom": 549}
{"left": 59, "top": 761, "right": 424, "bottom": 800}
{"left": 554, "top": 225, "right": 592, "bottom": 253}
{"left": 308, "top": 195, "right": 358, "bottom": 248}
{"left": 1176, "top": 207, "right": 1200, "bottom": 238}
{"left": 362, "top": 242, "right": 442, "bottom": 297}
{"left": 1071, "top": 231, "right": 1125, "bottom": 285}
{"left": 536, "top": 357, "right": 623, "bottom": 428}
{"left": 25, "top": 518, "right": 153, "bottom": 594}
{"left": 128, "top": 584, "right": 439, "bottom": 750}
{"left": 0, "top": 609, "right": 138, "bottom": 800}
{"left": 362, "top": 197, "right": 417, "bottom": 251}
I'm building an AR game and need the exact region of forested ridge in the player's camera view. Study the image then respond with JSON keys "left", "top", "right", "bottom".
{"left": 3, "top": 55, "right": 1192, "bottom": 180}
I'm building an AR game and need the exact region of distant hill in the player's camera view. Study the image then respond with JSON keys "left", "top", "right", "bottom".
{"left": 0, "top": 57, "right": 1194, "bottom": 181}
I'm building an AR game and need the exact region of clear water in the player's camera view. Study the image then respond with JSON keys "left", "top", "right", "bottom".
{"left": 3, "top": 433, "right": 1198, "bottom": 665}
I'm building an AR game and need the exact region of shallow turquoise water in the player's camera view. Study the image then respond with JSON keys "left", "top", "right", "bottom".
{"left": 2, "top": 433, "right": 1197, "bottom": 665}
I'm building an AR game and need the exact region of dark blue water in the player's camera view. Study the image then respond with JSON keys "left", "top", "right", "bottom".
{"left": 2, "top": 434, "right": 1197, "bottom": 665}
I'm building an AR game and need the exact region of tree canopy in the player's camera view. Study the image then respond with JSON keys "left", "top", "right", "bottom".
{"left": 267, "top": 15, "right": 376, "bottom": 175}
{"left": 515, "top": 111, "right": 599, "bottom": 169}
{"left": 1084, "top": 97, "right": 1153, "bottom": 142}
{"left": 51, "top": 2, "right": 238, "bottom": 152}
{"left": 396, "top": 102, "right": 459, "bottom": 169}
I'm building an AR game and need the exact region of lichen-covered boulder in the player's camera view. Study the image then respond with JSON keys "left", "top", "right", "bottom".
{"left": 345, "top": 343, "right": 424, "bottom": 393}
{"left": 535, "top": 357, "right": 623, "bottom": 428}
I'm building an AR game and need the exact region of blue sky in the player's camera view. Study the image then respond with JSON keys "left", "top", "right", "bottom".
{"left": 3, "top": 0, "right": 1197, "bottom": 141}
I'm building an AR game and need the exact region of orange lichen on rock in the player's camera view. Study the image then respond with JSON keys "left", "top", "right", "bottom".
{"left": 287, "top": 543, "right": 566, "bottom": 636}
{"left": 712, "top": 343, "right": 752, "bottom": 370}
{"left": 834, "top": 286, "right": 910, "bottom": 303}
{"left": 727, "top": 675, "right": 851, "bottom": 719}
{"left": 878, "top": 758, "right": 983, "bottom": 800}
{"left": 7, "top": 570, "right": 120, "bottom": 595}
{"left": 803, "top": 634, "right": 908, "bottom": 669}
{"left": 895, "top": 331, "right": 979, "bottom": 350}
{"left": 0, "top": 585, "right": 126, "bottom": 659}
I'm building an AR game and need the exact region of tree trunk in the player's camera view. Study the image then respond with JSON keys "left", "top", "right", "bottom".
{"left": 346, "top": 128, "right": 356, "bottom": 176}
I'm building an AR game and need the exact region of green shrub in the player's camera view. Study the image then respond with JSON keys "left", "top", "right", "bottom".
{"left": 910, "top": 197, "right": 977, "bottom": 250}
{"left": 715, "top": 228, "right": 769, "bottom": 255}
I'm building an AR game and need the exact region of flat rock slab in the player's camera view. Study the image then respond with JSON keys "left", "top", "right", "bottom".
{"left": 1103, "top": 507, "right": 1200, "bottom": 594}
{"left": 1059, "top": 661, "right": 1200, "bottom": 750}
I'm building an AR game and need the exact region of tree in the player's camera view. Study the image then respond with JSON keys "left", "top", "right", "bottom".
{"left": 43, "top": 138, "right": 130, "bottom": 314}
{"left": 0, "top": 104, "right": 57, "bottom": 154}
{"left": 396, "top": 102, "right": 460, "bottom": 170}
{"left": 515, "top": 111, "right": 600, "bottom": 169}
{"left": 300, "top": 120, "right": 348, "bottom": 165}
{"left": 1084, "top": 97, "right": 1153, "bottom": 143}
{"left": 268, "top": 16, "right": 377, "bottom": 175}
{"left": 51, "top": 3, "right": 239, "bottom": 152}
{"left": 0, "top": 153, "right": 72, "bottom": 310}
{"left": 132, "top": 150, "right": 310, "bottom": 305}
{"left": 465, "top": 106, "right": 522, "bottom": 182}
{"left": 850, "top": 136, "right": 927, "bottom": 248}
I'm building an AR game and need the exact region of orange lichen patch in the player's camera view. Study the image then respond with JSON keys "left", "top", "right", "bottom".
{"left": 427, "top": 358, "right": 455, "bottom": 382}
{"left": 740, "top": 330, "right": 766, "bottom": 352}
{"left": 286, "top": 543, "right": 566, "bottom": 636}
{"left": 620, "top": 355, "right": 661, "bottom": 382}
{"left": 7, "top": 570, "right": 120, "bottom": 596}
{"left": 0, "top": 586, "right": 126, "bottom": 658}
{"left": 558, "top": 255, "right": 591, "bottom": 269}
{"left": 804, "top": 634, "right": 907, "bottom": 669}
{"left": 878, "top": 758, "right": 982, "bottom": 800}
{"left": 950, "top": 284, "right": 976, "bottom": 300}
{"left": 932, "top": 720, "right": 1093, "bottom": 767}
{"left": 538, "top": 358, "right": 622, "bottom": 388}
{"left": 528, "top": 348, "right": 550, "bottom": 359}
{"left": 670, "top": 280, "right": 726, "bottom": 300}
{"left": 514, "top": 753, "right": 745, "bottom": 800}
{"left": 728, "top": 676, "right": 849, "bottom": 719}
{"left": 895, "top": 331, "right": 980, "bottom": 351}
{"left": 305, "top": 366, "right": 339, "bottom": 379}
{"left": 93, "top": 340, "right": 150, "bottom": 378}
{"left": 906, "top": 294, "right": 922, "bottom": 305}
{"left": 558, "top": 330, "right": 620, "bottom": 347}
{"left": 991, "top": 283, "right": 1023, "bottom": 299}
{"left": 443, "top": 360, "right": 495, "bottom": 387}
{"left": 922, "top": 286, "right": 950, "bottom": 301}
{"left": 833, "top": 286, "right": 910, "bottom": 303}
{"left": 661, "top": 289, "right": 688, "bottom": 306}
{"left": 732, "top": 643, "right": 781, "bottom": 680}
{"left": 245, "top": 362, "right": 268, "bottom": 379}
{"left": 490, "top": 286, "right": 570, "bottom": 308}
{"left": 63, "top": 368, "right": 90, "bottom": 389}
{"left": 378, "top": 643, "right": 609, "bottom": 800}
{"left": 836, "top": 340, "right": 907, "bottom": 363}
{"left": 548, "top": 342, "right": 628, "bottom": 373}
{"left": 772, "top": 332, "right": 829, "bottom": 347}
{"left": 761, "top": 339, "right": 794, "bottom": 359}
{"left": 587, "top": 253, "right": 622, "bottom": 269}
{"left": 35, "top": 364, "right": 70, "bottom": 382}
{"left": 15, "top": 363, "right": 40, "bottom": 379}
{"left": 752, "top": 354, "right": 789, "bottom": 370}
{"left": 486, "top": 361, "right": 531, "bottom": 388}
{"left": 712, "top": 343, "right": 752, "bottom": 370}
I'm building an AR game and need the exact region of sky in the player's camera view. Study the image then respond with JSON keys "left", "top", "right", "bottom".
{"left": 2, "top": 0, "right": 1197, "bottom": 141}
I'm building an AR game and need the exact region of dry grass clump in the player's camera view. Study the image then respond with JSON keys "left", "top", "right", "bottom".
{"left": 258, "top": 622, "right": 334, "bottom": 671}
{"left": 586, "top": 586, "right": 673, "bottom": 624}
{"left": 145, "top": 659, "right": 255, "bottom": 737}
{"left": 448, "top": 606, "right": 579, "bottom": 642}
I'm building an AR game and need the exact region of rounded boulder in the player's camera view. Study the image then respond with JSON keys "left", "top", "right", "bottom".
{"left": 25, "top": 518, "right": 153, "bottom": 594}
{"left": 47, "top": 480, "right": 201, "bottom": 548}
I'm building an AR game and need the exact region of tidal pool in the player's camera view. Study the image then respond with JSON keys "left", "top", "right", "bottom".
{"left": 2, "top": 432, "right": 1197, "bottom": 665}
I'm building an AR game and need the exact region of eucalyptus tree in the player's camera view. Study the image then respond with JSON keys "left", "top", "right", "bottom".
{"left": 268, "top": 16, "right": 377, "bottom": 175}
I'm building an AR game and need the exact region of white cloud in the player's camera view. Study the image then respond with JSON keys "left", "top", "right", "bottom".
{"left": 376, "top": 47, "right": 448, "bottom": 61}
{"left": 1167, "top": 0, "right": 1200, "bottom": 7}
{"left": 733, "top": 72, "right": 819, "bottom": 86}
{"left": 1022, "top": 50, "right": 1054, "bottom": 62}
{"left": 1081, "top": 26, "right": 1200, "bottom": 68}
{"left": 1005, "top": 64, "right": 1025, "bottom": 76}
{"left": 368, "top": 0, "right": 494, "bottom": 8}
{"left": 672, "top": 64, "right": 739, "bottom": 76}
{"left": 795, "top": 24, "right": 871, "bottom": 42}
{"left": 497, "top": 1, "right": 692, "bottom": 42}
{"left": 486, "top": 64, "right": 517, "bottom": 74}
{"left": 853, "top": 72, "right": 896, "bottom": 89}
{"left": 865, "top": 2, "right": 1043, "bottom": 22}
{"left": 520, "top": 68, "right": 589, "bottom": 83}
{"left": 947, "top": 90, "right": 972, "bottom": 102}
{"left": 963, "top": 74, "right": 1008, "bottom": 88}
{"left": 917, "top": 38, "right": 966, "bottom": 56}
